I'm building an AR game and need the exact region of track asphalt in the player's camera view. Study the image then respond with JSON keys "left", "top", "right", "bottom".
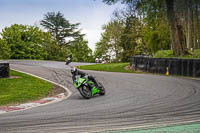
{"left": 0, "top": 60, "right": 200, "bottom": 133}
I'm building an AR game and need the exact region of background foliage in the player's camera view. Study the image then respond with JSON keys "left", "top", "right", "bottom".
{"left": 1, "top": 1, "right": 200, "bottom": 62}
{"left": 96, "top": 0, "right": 200, "bottom": 62}
{"left": 0, "top": 12, "right": 94, "bottom": 62}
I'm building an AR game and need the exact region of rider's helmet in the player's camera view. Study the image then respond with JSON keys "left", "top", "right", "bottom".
{"left": 71, "top": 67, "right": 77, "bottom": 74}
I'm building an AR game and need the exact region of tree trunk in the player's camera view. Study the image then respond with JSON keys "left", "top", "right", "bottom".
{"left": 195, "top": 0, "right": 200, "bottom": 49}
{"left": 187, "top": 0, "right": 194, "bottom": 49}
{"left": 165, "top": 0, "right": 187, "bottom": 56}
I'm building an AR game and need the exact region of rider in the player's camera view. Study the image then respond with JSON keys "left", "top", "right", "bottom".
{"left": 71, "top": 67, "right": 102, "bottom": 89}
{"left": 66, "top": 53, "right": 72, "bottom": 65}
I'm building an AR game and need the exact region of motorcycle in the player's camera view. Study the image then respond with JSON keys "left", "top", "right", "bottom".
{"left": 73, "top": 75, "right": 105, "bottom": 99}
{"left": 66, "top": 57, "right": 72, "bottom": 65}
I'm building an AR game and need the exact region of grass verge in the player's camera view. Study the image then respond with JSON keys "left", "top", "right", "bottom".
{"left": 103, "top": 122, "right": 200, "bottom": 133}
{"left": 0, "top": 70, "right": 52, "bottom": 106}
{"left": 79, "top": 63, "right": 138, "bottom": 73}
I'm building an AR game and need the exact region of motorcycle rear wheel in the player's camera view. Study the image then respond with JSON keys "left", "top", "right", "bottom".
{"left": 98, "top": 83, "right": 105, "bottom": 95}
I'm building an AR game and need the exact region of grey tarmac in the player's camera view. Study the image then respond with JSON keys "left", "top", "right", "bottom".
{"left": 0, "top": 60, "right": 200, "bottom": 133}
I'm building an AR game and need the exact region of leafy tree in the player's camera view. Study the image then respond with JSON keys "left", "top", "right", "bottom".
{"left": 120, "top": 15, "right": 143, "bottom": 61}
{"left": 142, "top": 27, "right": 170, "bottom": 54}
{"left": 40, "top": 11, "right": 83, "bottom": 47}
{"left": 94, "top": 33, "right": 111, "bottom": 61}
{"left": 103, "top": 0, "right": 134, "bottom": 4}
{"left": 102, "top": 0, "right": 199, "bottom": 56}
{"left": 95, "top": 20, "right": 124, "bottom": 62}
{"left": 138, "top": 0, "right": 170, "bottom": 54}
{"left": 1, "top": 24, "right": 51, "bottom": 59}
{"left": 113, "top": 4, "right": 146, "bottom": 61}
{"left": 0, "top": 23, "right": 94, "bottom": 62}
{"left": 70, "top": 37, "right": 94, "bottom": 62}
{"left": 0, "top": 39, "right": 11, "bottom": 59}
{"left": 39, "top": 32, "right": 68, "bottom": 61}
{"left": 95, "top": 4, "right": 146, "bottom": 62}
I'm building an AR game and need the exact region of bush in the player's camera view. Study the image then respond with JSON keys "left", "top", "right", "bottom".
{"left": 153, "top": 50, "right": 174, "bottom": 58}
{"left": 153, "top": 49, "right": 200, "bottom": 59}
{"left": 193, "top": 49, "right": 200, "bottom": 58}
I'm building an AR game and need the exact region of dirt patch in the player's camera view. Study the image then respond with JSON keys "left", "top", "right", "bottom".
{"left": 124, "top": 65, "right": 144, "bottom": 73}
{"left": 48, "top": 84, "right": 66, "bottom": 97}
{"left": 8, "top": 76, "right": 22, "bottom": 79}
{"left": 124, "top": 65, "right": 132, "bottom": 71}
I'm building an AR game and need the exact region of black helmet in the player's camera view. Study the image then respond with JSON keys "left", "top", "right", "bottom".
{"left": 71, "top": 67, "right": 77, "bottom": 74}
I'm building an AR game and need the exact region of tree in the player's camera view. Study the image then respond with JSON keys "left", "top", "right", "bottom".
{"left": 138, "top": 0, "right": 170, "bottom": 54}
{"left": 0, "top": 39, "right": 11, "bottom": 59}
{"left": 1, "top": 24, "right": 53, "bottom": 59}
{"left": 102, "top": 0, "right": 196, "bottom": 56}
{"left": 165, "top": 0, "right": 187, "bottom": 56}
{"left": 175, "top": 0, "right": 200, "bottom": 49}
{"left": 120, "top": 15, "right": 142, "bottom": 61}
{"left": 103, "top": 0, "right": 134, "bottom": 5}
{"left": 113, "top": 3, "right": 146, "bottom": 60}
{"left": 94, "top": 35, "right": 110, "bottom": 61}
{"left": 95, "top": 20, "right": 124, "bottom": 62}
{"left": 40, "top": 11, "right": 83, "bottom": 47}
{"left": 0, "top": 23, "right": 94, "bottom": 62}
{"left": 70, "top": 37, "right": 94, "bottom": 62}
{"left": 40, "top": 32, "right": 67, "bottom": 61}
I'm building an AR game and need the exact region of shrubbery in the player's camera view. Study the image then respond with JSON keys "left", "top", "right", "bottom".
{"left": 153, "top": 50, "right": 174, "bottom": 58}
{"left": 154, "top": 49, "right": 200, "bottom": 59}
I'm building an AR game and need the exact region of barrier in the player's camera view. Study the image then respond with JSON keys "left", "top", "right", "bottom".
{"left": 148, "top": 58, "right": 157, "bottom": 73}
{"left": 130, "top": 57, "right": 200, "bottom": 77}
{"left": 157, "top": 58, "right": 168, "bottom": 74}
{"left": 168, "top": 58, "right": 182, "bottom": 75}
{"left": 193, "top": 60, "right": 200, "bottom": 77}
{"left": 0, "top": 62, "right": 10, "bottom": 78}
{"left": 181, "top": 59, "right": 188, "bottom": 76}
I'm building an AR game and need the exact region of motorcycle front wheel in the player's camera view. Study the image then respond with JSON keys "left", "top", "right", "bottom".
{"left": 79, "top": 85, "right": 92, "bottom": 99}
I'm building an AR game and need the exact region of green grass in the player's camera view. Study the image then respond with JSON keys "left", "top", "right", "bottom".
{"left": 154, "top": 49, "right": 200, "bottom": 59}
{"left": 79, "top": 63, "right": 137, "bottom": 73}
{"left": 0, "top": 70, "right": 52, "bottom": 106}
{"left": 103, "top": 123, "right": 200, "bottom": 133}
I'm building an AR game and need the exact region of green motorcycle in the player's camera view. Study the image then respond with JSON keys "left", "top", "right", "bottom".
{"left": 73, "top": 75, "right": 105, "bottom": 99}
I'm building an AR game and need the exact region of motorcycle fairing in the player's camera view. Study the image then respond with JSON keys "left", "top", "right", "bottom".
{"left": 74, "top": 78, "right": 86, "bottom": 88}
